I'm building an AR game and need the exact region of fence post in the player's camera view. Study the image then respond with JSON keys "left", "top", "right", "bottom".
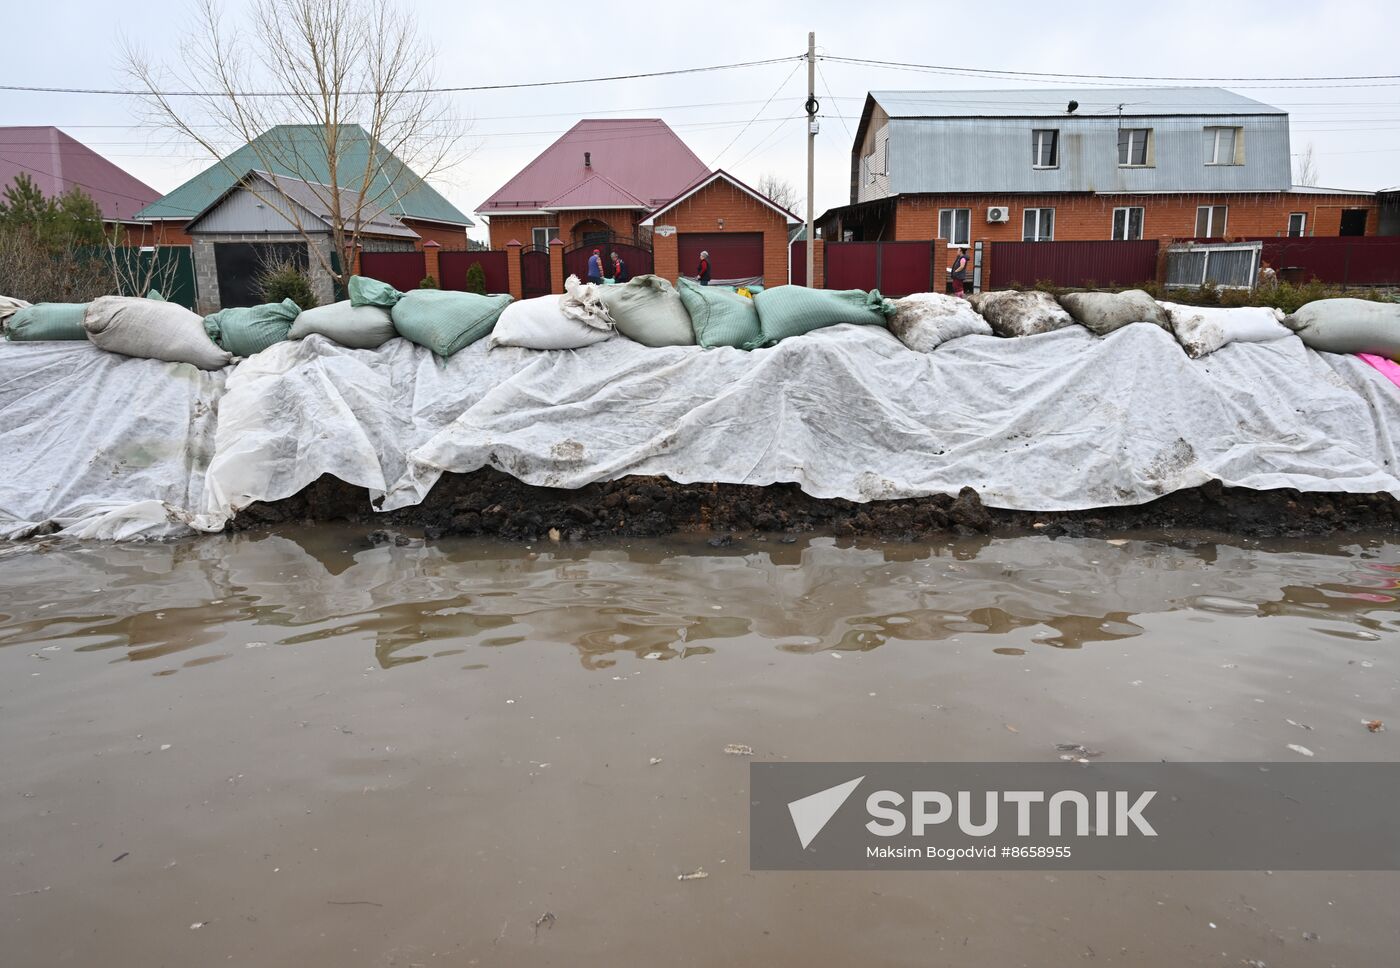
{"left": 811, "top": 238, "right": 825, "bottom": 289}
{"left": 549, "top": 238, "right": 565, "bottom": 295}
{"left": 422, "top": 240, "right": 440, "bottom": 285}
{"left": 506, "top": 240, "right": 523, "bottom": 300}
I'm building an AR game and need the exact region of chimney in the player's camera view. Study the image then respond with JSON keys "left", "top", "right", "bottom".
{"left": 584, "top": 151, "right": 592, "bottom": 168}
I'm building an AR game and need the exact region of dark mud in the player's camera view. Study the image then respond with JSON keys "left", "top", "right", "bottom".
{"left": 229, "top": 470, "right": 1400, "bottom": 541}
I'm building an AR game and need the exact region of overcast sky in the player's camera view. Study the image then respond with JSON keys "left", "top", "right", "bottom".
{"left": 5, "top": 0, "right": 1398, "bottom": 240}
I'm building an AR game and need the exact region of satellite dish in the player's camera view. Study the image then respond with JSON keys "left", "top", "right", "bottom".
{"left": 1067, "top": 100, "right": 1079, "bottom": 114}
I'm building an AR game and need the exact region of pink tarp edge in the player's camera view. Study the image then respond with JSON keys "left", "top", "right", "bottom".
{"left": 1358, "top": 353, "right": 1400, "bottom": 392}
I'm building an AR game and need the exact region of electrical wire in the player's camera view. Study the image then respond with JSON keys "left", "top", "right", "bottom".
{"left": 821, "top": 55, "right": 1400, "bottom": 84}
{"left": 708, "top": 60, "right": 805, "bottom": 169}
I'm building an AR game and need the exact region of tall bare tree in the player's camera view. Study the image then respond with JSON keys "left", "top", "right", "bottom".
{"left": 124, "top": 0, "right": 460, "bottom": 286}
{"left": 1294, "top": 142, "right": 1320, "bottom": 187}
{"left": 757, "top": 172, "right": 802, "bottom": 214}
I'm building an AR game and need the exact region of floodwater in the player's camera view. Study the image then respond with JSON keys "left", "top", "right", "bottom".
{"left": 1, "top": 527, "right": 1397, "bottom": 968}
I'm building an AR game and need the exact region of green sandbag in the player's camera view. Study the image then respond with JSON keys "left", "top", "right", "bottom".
{"left": 348, "top": 275, "right": 402, "bottom": 308}
{"left": 677, "top": 277, "right": 761, "bottom": 350}
{"left": 389, "top": 289, "right": 512, "bottom": 356}
{"left": 146, "top": 290, "right": 165, "bottom": 301}
{"left": 597, "top": 275, "right": 696, "bottom": 347}
{"left": 203, "top": 298, "right": 301, "bottom": 357}
{"left": 751, "top": 286, "right": 894, "bottom": 347}
{"left": 5, "top": 303, "right": 89, "bottom": 341}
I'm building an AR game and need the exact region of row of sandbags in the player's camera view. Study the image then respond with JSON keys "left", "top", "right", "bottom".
{"left": 889, "top": 288, "right": 1400, "bottom": 360}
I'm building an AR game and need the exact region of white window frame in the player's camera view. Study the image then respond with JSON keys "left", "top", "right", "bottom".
{"left": 1112, "top": 206, "right": 1144, "bottom": 241}
{"left": 1023, "top": 207, "right": 1055, "bottom": 242}
{"left": 532, "top": 226, "right": 560, "bottom": 249}
{"left": 1287, "top": 212, "right": 1307, "bottom": 237}
{"left": 1117, "top": 128, "right": 1152, "bottom": 167}
{"left": 1204, "top": 126, "right": 1243, "bottom": 166}
{"left": 1032, "top": 129, "right": 1059, "bottom": 169}
{"left": 938, "top": 208, "right": 971, "bottom": 247}
{"left": 1195, "top": 205, "right": 1228, "bottom": 239}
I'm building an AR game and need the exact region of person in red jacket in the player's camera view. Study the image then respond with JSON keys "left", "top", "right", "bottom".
{"left": 610, "top": 251, "right": 628, "bottom": 284}
{"left": 696, "top": 250, "right": 711, "bottom": 285}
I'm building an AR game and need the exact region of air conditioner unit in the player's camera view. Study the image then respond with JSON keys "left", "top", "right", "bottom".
{"left": 987, "top": 206, "right": 1011, "bottom": 223}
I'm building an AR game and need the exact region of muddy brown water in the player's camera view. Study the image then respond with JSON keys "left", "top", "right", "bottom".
{"left": 1, "top": 527, "right": 1397, "bottom": 967}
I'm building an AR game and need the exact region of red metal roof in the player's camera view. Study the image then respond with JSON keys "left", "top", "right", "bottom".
{"left": 0, "top": 127, "right": 162, "bottom": 222}
{"left": 544, "top": 172, "right": 648, "bottom": 210}
{"left": 478, "top": 119, "right": 709, "bottom": 214}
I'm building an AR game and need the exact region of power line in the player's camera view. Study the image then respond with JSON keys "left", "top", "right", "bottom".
{"left": 708, "top": 60, "right": 805, "bottom": 169}
{"left": 821, "top": 55, "right": 1400, "bottom": 84}
{"left": 0, "top": 56, "right": 802, "bottom": 98}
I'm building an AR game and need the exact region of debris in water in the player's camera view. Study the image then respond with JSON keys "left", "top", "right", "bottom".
{"left": 1004, "top": 724, "right": 1019, "bottom": 733}
{"left": 547, "top": 528, "right": 561, "bottom": 543}
{"left": 112, "top": 852, "right": 129, "bottom": 863}
{"left": 1286, "top": 744, "right": 1315, "bottom": 757}
{"left": 189, "top": 921, "right": 208, "bottom": 930}
{"left": 1303, "top": 931, "right": 1319, "bottom": 941}
{"left": 1105, "top": 538, "right": 1128, "bottom": 546}
{"left": 1364, "top": 719, "right": 1384, "bottom": 733}
{"left": 532, "top": 911, "right": 556, "bottom": 940}
{"left": 1285, "top": 719, "right": 1313, "bottom": 731}
{"left": 677, "top": 868, "right": 709, "bottom": 881}
{"left": 649, "top": 757, "right": 662, "bottom": 766}
{"left": 1054, "top": 744, "right": 1103, "bottom": 761}
{"left": 723, "top": 744, "right": 753, "bottom": 756}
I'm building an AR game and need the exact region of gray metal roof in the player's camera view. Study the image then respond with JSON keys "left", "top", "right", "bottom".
{"left": 870, "top": 87, "right": 1284, "bottom": 119}
{"left": 187, "top": 170, "right": 419, "bottom": 238}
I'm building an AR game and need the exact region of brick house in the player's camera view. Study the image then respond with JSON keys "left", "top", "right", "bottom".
{"left": 819, "top": 88, "right": 1381, "bottom": 286}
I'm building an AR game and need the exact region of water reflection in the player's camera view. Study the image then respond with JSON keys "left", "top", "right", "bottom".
{"left": 0, "top": 529, "right": 1395, "bottom": 672}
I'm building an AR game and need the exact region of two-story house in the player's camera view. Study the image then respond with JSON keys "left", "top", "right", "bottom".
{"left": 819, "top": 88, "right": 1379, "bottom": 283}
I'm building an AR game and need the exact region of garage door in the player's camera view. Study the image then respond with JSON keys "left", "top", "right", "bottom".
{"left": 678, "top": 232, "right": 764, "bottom": 284}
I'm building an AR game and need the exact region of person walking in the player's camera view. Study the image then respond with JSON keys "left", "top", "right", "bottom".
{"left": 610, "top": 251, "right": 628, "bottom": 284}
{"left": 948, "top": 247, "right": 969, "bottom": 298}
{"left": 586, "top": 248, "right": 604, "bottom": 285}
{"left": 696, "top": 250, "right": 712, "bottom": 285}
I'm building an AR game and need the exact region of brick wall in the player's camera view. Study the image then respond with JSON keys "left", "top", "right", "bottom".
{"left": 486, "top": 210, "right": 643, "bottom": 249}
{"left": 400, "top": 219, "right": 469, "bottom": 249}
{"left": 651, "top": 179, "right": 790, "bottom": 286}
{"left": 121, "top": 220, "right": 194, "bottom": 247}
{"left": 895, "top": 192, "right": 1380, "bottom": 290}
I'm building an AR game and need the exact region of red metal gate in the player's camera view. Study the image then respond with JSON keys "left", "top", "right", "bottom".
{"left": 359, "top": 251, "right": 426, "bottom": 291}
{"left": 439, "top": 250, "right": 509, "bottom": 293}
{"left": 521, "top": 247, "right": 551, "bottom": 299}
{"left": 988, "top": 240, "right": 1159, "bottom": 289}
{"left": 563, "top": 239, "right": 654, "bottom": 281}
{"left": 678, "top": 232, "right": 763, "bottom": 282}
{"left": 791, "top": 241, "right": 932, "bottom": 296}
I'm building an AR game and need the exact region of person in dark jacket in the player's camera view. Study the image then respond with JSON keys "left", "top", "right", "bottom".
{"left": 610, "top": 251, "right": 628, "bottom": 284}
{"left": 696, "top": 250, "right": 711, "bottom": 285}
{"left": 948, "top": 248, "right": 969, "bottom": 297}
{"left": 586, "top": 248, "right": 603, "bottom": 285}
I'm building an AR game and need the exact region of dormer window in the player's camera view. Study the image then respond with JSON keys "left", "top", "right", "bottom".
{"left": 1032, "top": 129, "right": 1059, "bottom": 168}
{"left": 1205, "top": 126, "right": 1244, "bottom": 165}
{"left": 1117, "top": 128, "right": 1152, "bottom": 167}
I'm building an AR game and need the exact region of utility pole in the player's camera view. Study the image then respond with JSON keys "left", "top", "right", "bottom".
{"left": 805, "top": 31, "right": 817, "bottom": 287}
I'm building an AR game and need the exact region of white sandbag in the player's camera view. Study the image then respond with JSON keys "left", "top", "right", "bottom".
{"left": 83, "top": 296, "right": 232, "bottom": 370}
{"left": 0, "top": 295, "right": 31, "bottom": 327}
{"left": 287, "top": 300, "right": 397, "bottom": 349}
{"left": 888, "top": 293, "right": 992, "bottom": 352}
{"left": 1161, "top": 302, "right": 1291, "bottom": 359}
{"left": 1058, "top": 289, "right": 1169, "bottom": 336}
{"left": 559, "top": 274, "right": 614, "bottom": 331}
{"left": 1285, "top": 299, "right": 1400, "bottom": 357}
{"left": 487, "top": 294, "right": 614, "bottom": 351}
{"left": 967, "top": 290, "right": 1075, "bottom": 338}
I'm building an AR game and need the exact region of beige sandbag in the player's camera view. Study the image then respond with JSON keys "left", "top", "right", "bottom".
{"left": 1058, "top": 289, "right": 1169, "bottom": 336}
{"left": 83, "top": 296, "right": 232, "bottom": 370}
{"left": 888, "top": 293, "right": 992, "bottom": 352}
{"left": 967, "top": 290, "right": 1074, "bottom": 338}
{"left": 1284, "top": 299, "right": 1400, "bottom": 356}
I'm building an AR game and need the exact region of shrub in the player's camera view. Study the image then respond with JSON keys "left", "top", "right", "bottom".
{"left": 465, "top": 261, "right": 487, "bottom": 295}
{"left": 418, "top": 275, "right": 439, "bottom": 289}
{"left": 258, "top": 259, "right": 319, "bottom": 309}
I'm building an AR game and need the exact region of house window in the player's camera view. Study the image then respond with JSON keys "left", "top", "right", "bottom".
{"left": 1112, "top": 206, "right": 1144, "bottom": 241}
{"left": 938, "top": 208, "right": 971, "bottom": 246}
{"left": 1205, "top": 126, "right": 1243, "bottom": 165}
{"left": 1287, "top": 212, "right": 1307, "bottom": 237}
{"left": 1195, "top": 205, "right": 1228, "bottom": 238}
{"left": 1023, "top": 207, "right": 1055, "bottom": 242}
{"left": 1117, "top": 128, "right": 1151, "bottom": 167}
{"left": 532, "top": 226, "right": 559, "bottom": 249}
{"left": 1032, "top": 129, "right": 1059, "bottom": 168}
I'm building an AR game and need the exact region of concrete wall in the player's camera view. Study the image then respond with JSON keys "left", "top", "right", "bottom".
{"left": 191, "top": 232, "right": 336, "bottom": 314}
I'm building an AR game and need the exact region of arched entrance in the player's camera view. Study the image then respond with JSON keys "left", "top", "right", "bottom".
{"left": 570, "top": 218, "right": 613, "bottom": 248}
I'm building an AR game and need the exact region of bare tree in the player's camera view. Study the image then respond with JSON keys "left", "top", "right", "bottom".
{"left": 124, "top": 0, "right": 461, "bottom": 286}
{"left": 1294, "top": 142, "right": 1320, "bottom": 187}
{"left": 757, "top": 172, "right": 802, "bottom": 214}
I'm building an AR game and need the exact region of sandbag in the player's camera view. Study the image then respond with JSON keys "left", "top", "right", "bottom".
{"left": 203, "top": 298, "right": 301, "bottom": 357}
{"left": 0, "top": 295, "right": 30, "bottom": 327}
{"left": 1162, "top": 302, "right": 1291, "bottom": 359}
{"left": 1285, "top": 299, "right": 1400, "bottom": 357}
{"left": 6, "top": 302, "right": 89, "bottom": 341}
{"left": 348, "top": 275, "right": 402, "bottom": 308}
{"left": 558, "top": 274, "right": 614, "bottom": 330}
{"left": 389, "top": 289, "right": 512, "bottom": 357}
{"left": 487, "top": 295, "right": 613, "bottom": 351}
{"left": 967, "top": 290, "right": 1075, "bottom": 338}
{"left": 287, "top": 300, "right": 397, "bottom": 349}
{"left": 83, "top": 296, "right": 232, "bottom": 370}
{"left": 751, "top": 286, "right": 893, "bottom": 347}
{"left": 678, "top": 277, "right": 761, "bottom": 350}
{"left": 888, "top": 292, "right": 993, "bottom": 352}
{"left": 596, "top": 274, "right": 696, "bottom": 347}
{"left": 1058, "top": 289, "right": 1169, "bottom": 335}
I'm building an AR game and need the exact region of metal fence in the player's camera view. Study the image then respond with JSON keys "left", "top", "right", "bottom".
{"left": 1165, "top": 242, "right": 1262, "bottom": 289}
{"left": 791, "top": 240, "right": 933, "bottom": 296}
{"left": 439, "top": 250, "right": 509, "bottom": 294}
{"left": 987, "top": 240, "right": 1161, "bottom": 289}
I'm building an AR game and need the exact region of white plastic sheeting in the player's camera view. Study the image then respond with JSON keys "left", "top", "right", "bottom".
{"left": 3, "top": 323, "right": 1399, "bottom": 541}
